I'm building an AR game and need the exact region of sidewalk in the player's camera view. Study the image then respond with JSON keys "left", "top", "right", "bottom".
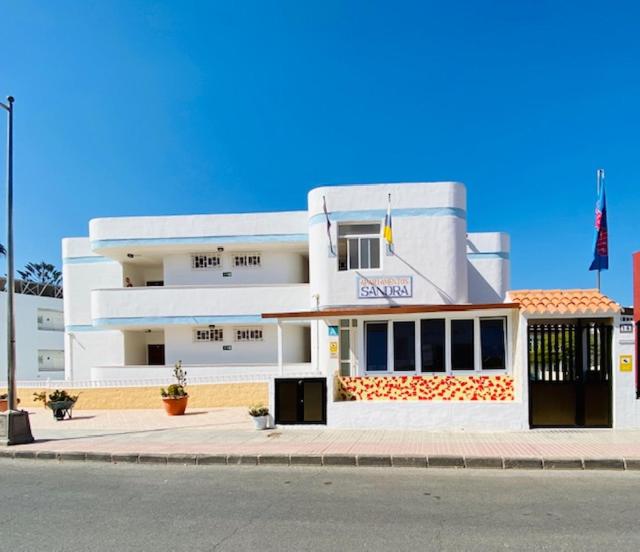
{"left": 3, "top": 407, "right": 640, "bottom": 469}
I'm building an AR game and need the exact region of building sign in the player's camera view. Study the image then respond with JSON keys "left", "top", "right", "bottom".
{"left": 620, "top": 323, "right": 633, "bottom": 334}
{"left": 357, "top": 276, "right": 413, "bottom": 299}
{"left": 328, "top": 325, "right": 339, "bottom": 337}
{"left": 329, "top": 341, "right": 338, "bottom": 358}
{"left": 619, "top": 355, "right": 632, "bottom": 372}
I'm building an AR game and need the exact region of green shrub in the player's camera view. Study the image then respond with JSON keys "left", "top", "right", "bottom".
{"left": 248, "top": 404, "right": 269, "bottom": 417}
{"left": 161, "top": 361, "right": 188, "bottom": 398}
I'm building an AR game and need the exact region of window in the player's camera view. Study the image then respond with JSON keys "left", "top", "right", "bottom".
{"left": 421, "top": 319, "right": 445, "bottom": 372}
{"left": 192, "top": 254, "right": 221, "bottom": 270}
{"left": 366, "top": 322, "right": 388, "bottom": 371}
{"left": 451, "top": 319, "right": 475, "bottom": 371}
{"left": 235, "top": 327, "right": 263, "bottom": 342}
{"left": 193, "top": 328, "right": 224, "bottom": 342}
{"left": 38, "top": 350, "right": 64, "bottom": 372}
{"left": 480, "top": 318, "right": 506, "bottom": 370}
{"left": 37, "top": 309, "right": 64, "bottom": 331}
{"left": 393, "top": 321, "right": 415, "bottom": 372}
{"left": 338, "top": 223, "right": 381, "bottom": 271}
{"left": 233, "top": 253, "right": 261, "bottom": 268}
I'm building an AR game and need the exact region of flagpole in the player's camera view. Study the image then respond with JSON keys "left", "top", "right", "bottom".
{"left": 596, "top": 169, "right": 604, "bottom": 291}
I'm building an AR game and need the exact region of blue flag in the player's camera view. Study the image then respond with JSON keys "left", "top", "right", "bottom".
{"left": 589, "top": 180, "right": 608, "bottom": 271}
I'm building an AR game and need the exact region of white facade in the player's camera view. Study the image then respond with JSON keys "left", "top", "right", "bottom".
{"left": 0, "top": 289, "right": 65, "bottom": 381}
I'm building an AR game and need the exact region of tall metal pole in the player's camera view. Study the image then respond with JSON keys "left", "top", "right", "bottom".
{"left": 596, "top": 169, "right": 603, "bottom": 292}
{"left": 4, "top": 97, "right": 16, "bottom": 411}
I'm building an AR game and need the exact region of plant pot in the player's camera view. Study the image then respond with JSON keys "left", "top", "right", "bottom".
{"left": 252, "top": 415, "right": 269, "bottom": 430}
{"left": 162, "top": 395, "right": 188, "bottom": 416}
{"left": 0, "top": 398, "right": 21, "bottom": 412}
{"left": 47, "top": 399, "right": 75, "bottom": 420}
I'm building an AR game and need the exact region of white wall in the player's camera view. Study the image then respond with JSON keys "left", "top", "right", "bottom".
{"left": 163, "top": 251, "right": 307, "bottom": 286}
{"left": 612, "top": 313, "right": 640, "bottom": 428}
{"left": 308, "top": 182, "right": 469, "bottom": 309}
{"left": 467, "top": 232, "right": 510, "bottom": 303}
{"left": 0, "top": 293, "right": 65, "bottom": 381}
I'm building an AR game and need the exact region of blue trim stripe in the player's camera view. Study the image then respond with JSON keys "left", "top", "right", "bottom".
{"left": 63, "top": 256, "right": 117, "bottom": 265}
{"left": 309, "top": 207, "right": 466, "bottom": 226}
{"left": 91, "top": 233, "right": 308, "bottom": 250}
{"left": 66, "top": 324, "right": 105, "bottom": 332}
{"left": 92, "top": 315, "right": 275, "bottom": 327}
{"left": 467, "top": 252, "right": 510, "bottom": 260}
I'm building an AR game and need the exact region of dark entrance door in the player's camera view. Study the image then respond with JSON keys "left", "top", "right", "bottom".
{"left": 275, "top": 378, "right": 326, "bottom": 425}
{"left": 528, "top": 321, "right": 612, "bottom": 428}
{"left": 148, "top": 344, "right": 165, "bottom": 366}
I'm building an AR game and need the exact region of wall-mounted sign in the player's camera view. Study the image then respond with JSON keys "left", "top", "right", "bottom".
{"left": 329, "top": 341, "right": 338, "bottom": 358}
{"left": 328, "top": 325, "right": 339, "bottom": 337}
{"left": 620, "top": 323, "right": 633, "bottom": 334}
{"left": 223, "top": 272, "right": 232, "bottom": 277}
{"left": 223, "top": 345, "right": 232, "bottom": 351}
{"left": 357, "top": 276, "right": 413, "bottom": 299}
{"left": 619, "top": 355, "right": 632, "bottom": 372}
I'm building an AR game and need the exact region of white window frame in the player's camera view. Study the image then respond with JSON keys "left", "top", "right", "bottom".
{"left": 337, "top": 223, "right": 382, "bottom": 271}
{"left": 193, "top": 328, "right": 224, "bottom": 342}
{"left": 37, "top": 308, "right": 64, "bottom": 332}
{"left": 191, "top": 253, "right": 222, "bottom": 270}
{"left": 232, "top": 253, "right": 261, "bottom": 268}
{"left": 361, "top": 313, "right": 511, "bottom": 376}
{"left": 37, "top": 349, "right": 65, "bottom": 372}
{"left": 234, "top": 327, "right": 264, "bottom": 342}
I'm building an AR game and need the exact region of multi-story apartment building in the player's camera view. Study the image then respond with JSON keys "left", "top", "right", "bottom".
{"left": 63, "top": 182, "right": 638, "bottom": 429}
{"left": 0, "top": 279, "right": 64, "bottom": 381}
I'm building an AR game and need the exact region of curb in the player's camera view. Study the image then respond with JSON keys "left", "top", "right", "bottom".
{"left": 1, "top": 451, "right": 638, "bottom": 471}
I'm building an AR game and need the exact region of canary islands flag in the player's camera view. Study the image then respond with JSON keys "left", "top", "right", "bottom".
{"left": 383, "top": 195, "right": 393, "bottom": 246}
{"left": 589, "top": 174, "right": 608, "bottom": 272}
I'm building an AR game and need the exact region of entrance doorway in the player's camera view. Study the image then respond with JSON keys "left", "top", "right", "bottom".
{"left": 148, "top": 344, "right": 165, "bottom": 366}
{"left": 275, "top": 378, "right": 326, "bottom": 425}
{"left": 528, "top": 320, "right": 612, "bottom": 428}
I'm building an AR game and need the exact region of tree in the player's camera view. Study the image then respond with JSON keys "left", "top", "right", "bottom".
{"left": 17, "top": 262, "right": 62, "bottom": 286}
{"left": 0, "top": 244, "right": 5, "bottom": 256}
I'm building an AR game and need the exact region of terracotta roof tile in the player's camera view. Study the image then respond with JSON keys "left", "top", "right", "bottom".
{"left": 507, "top": 289, "right": 620, "bottom": 315}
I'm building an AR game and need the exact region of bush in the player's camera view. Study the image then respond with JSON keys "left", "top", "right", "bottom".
{"left": 161, "top": 361, "right": 188, "bottom": 398}
{"left": 46, "top": 389, "right": 79, "bottom": 404}
{"left": 248, "top": 404, "right": 269, "bottom": 417}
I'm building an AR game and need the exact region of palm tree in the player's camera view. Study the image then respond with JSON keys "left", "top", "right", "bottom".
{"left": 17, "top": 261, "right": 62, "bottom": 287}
{"left": 0, "top": 244, "right": 5, "bottom": 256}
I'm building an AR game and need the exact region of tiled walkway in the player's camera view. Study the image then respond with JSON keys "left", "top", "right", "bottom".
{"left": 9, "top": 407, "right": 640, "bottom": 460}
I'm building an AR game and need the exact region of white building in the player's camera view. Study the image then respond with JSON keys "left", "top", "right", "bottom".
{"left": 0, "top": 279, "right": 65, "bottom": 381}
{"left": 62, "top": 181, "right": 639, "bottom": 429}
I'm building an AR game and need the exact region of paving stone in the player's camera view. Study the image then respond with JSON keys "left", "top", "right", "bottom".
{"left": 196, "top": 454, "right": 227, "bottom": 465}
{"left": 624, "top": 458, "right": 640, "bottom": 470}
{"left": 111, "top": 453, "right": 139, "bottom": 464}
{"left": 85, "top": 452, "right": 112, "bottom": 463}
{"left": 358, "top": 455, "right": 392, "bottom": 467}
{"left": 391, "top": 455, "right": 427, "bottom": 468}
{"left": 138, "top": 454, "right": 167, "bottom": 465}
{"left": 465, "top": 457, "right": 504, "bottom": 469}
{"left": 290, "top": 455, "right": 323, "bottom": 466}
{"left": 0, "top": 449, "right": 14, "bottom": 458}
{"left": 504, "top": 457, "right": 543, "bottom": 470}
{"left": 35, "top": 451, "right": 58, "bottom": 461}
{"left": 237, "top": 455, "right": 259, "bottom": 465}
{"left": 322, "top": 455, "right": 357, "bottom": 467}
{"left": 13, "top": 450, "right": 37, "bottom": 459}
{"left": 543, "top": 458, "right": 584, "bottom": 470}
{"left": 258, "top": 455, "right": 290, "bottom": 465}
{"left": 59, "top": 451, "right": 87, "bottom": 462}
{"left": 583, "top": 458, "right": 625, "bottom": 470}
{"left": 167, "top": 454, "right": 197, "bottom": 465}
{"left": 428, "top": 455, "right": 465, "bottom": 468}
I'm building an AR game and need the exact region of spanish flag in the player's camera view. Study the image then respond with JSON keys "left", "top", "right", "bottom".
{"left": 383, "top": 194, "right": 393, "bottom": 246}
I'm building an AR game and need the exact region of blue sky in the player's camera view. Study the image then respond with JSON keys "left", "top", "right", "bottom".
{"left": 0, "top": 0, "right": 638, "bottom": 304}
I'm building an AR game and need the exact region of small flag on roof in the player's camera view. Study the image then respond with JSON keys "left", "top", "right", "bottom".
{"left": 323, "top": 195, "right": 334, "bottom": 255}
{"left": 589, "top": 169, "right": 608, "bottom": 272}
{"left": 383, "top": 194, "right": 393, "bottom": 246}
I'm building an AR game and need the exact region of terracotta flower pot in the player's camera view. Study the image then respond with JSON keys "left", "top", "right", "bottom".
{"left": 162, "top": 395, "right": 188, "bottom": 416}
{"left": 0, "top": 398, "right": 20, "bottom": 412}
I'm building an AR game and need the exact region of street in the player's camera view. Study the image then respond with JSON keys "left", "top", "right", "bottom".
{"left": 1, "top": 460, "right": 639, "bottom": 551}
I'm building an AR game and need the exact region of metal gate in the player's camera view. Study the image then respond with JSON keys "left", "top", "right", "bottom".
{"left": 275, "top": 378, "right": 327, "bottom": 425}
{"left": 528, "top": 320, "right": 612, "bottom": 428}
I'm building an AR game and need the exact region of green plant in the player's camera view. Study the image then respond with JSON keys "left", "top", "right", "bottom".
{"left": 248, "top": 404, "right": 269, "bottom": 417}
{"left": 161, "top": 361, "right": 188, "bottom": 398}
{"left": 33, "top": 391, "right": 47, "bottom": 406}
{"left": 46, "top": 389, "right": 79, "bottom": 404}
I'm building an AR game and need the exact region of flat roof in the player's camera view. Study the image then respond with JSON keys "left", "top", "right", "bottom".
{"left": 262, "top": 302, "right": 520, "bottom": 319}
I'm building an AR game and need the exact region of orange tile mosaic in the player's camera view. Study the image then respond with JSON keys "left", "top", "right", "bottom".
{"left": 507, "top": 289, "right": 620, "bottom": 315}
{"left": 336, "top": 375, "right": 514, "bottom": 401}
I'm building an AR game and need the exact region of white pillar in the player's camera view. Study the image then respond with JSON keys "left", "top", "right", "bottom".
{"left": 277, "top": 322, "right": 283, "bottom": 376}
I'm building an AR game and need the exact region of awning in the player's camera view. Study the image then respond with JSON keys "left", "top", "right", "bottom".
{"left": 262, "top": 302, "right": 520, "bottom": 319}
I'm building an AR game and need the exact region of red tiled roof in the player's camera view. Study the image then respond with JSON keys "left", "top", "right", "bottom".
{"left": 507, "top": 289, "right": 621, "bottom": 315}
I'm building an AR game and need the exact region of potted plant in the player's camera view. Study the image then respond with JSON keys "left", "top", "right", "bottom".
{"left": 161, "top": 361, "right": 188, "bottom": 416}
{"left": 249, "top": 404, "right": 270, "bottom": 430}
{"left": 0, "top": 393, "right": 22, "bottom": 412}
{"left": 33, "top": 391, "right": 48, "bottom": 409}
{"left": 45, "top": 389, "right": 79, "bottom": 420}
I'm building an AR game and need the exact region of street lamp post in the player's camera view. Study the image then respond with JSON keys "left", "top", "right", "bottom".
{"left": 0, "top": 96, "right": 34, "bottom": 446}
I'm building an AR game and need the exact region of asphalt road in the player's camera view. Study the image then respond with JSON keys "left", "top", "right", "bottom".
{"left": 1, "top": 460, "right": 640, "bottom": 551}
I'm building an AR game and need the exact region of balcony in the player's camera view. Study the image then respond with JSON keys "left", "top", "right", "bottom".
{"left": 90, "top": 283, "right": 310, "bottom": 328}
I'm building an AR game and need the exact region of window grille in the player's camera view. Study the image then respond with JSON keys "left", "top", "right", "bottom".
{"left": 234, "top": 327, "right": 263, "bottom": 342}
{"left": 233, "top": 253, "right": 261, "bottom": 268}
{"left": 192, "top": 254, "right": 221, "bottom": 269}
{"left": 193, "top": 328, "right": 224, "bottom": 342}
